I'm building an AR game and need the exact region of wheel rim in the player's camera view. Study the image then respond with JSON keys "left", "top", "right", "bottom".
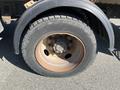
{"left": 35, "top": 33, "right": 85, "bottom": 73}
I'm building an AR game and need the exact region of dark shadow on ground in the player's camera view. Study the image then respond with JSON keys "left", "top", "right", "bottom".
{"left": 0, "top": 21, "right": 35, "bottom": 74}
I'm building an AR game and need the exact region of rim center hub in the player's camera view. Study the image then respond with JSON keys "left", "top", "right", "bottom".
{"left": 53, "top": 39, "right": 68, "bottom": 54}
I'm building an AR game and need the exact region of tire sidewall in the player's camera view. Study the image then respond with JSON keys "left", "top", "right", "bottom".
{"left": 22, "top": 19, "right": 96, "bottom": 77}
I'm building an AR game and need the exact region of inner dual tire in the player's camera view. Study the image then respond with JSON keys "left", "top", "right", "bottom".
{"left": 21, "top": 15, "right": 96, "bottom": 77}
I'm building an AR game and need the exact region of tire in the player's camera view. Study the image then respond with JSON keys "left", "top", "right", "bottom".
{"left": 21, "top": 15, "right": 97, "bottom": 77}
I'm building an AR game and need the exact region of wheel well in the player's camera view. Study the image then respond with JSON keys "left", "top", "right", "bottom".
{"left": 20, "top": 7, "right": 109, "bottom": 52}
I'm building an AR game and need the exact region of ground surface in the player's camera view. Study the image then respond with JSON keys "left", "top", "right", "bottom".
{"left": 0, "top": 19, "right": 120, "bottom": 90}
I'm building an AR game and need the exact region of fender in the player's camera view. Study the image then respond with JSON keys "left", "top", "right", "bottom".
{"left": 14, "top": 0, "right": 115, "bottom": 54}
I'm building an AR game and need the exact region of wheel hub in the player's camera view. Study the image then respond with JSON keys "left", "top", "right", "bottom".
{"left": 35, "top": 33, "right": 85, "bottom": 73}
{"left": 53, "top": 38, "right": 68, "bottom": 54}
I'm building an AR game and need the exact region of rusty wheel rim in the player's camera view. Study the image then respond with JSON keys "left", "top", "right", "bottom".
{"left": 35, "top": 33, "right": 85, "bottom": 73}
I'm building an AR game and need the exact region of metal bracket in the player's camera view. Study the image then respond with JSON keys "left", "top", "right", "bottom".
{"left": 1, "top": 16, "right": 11, "bottom": 24}
{"left": 109, "top": 49, "right": 120, "bottom": 60}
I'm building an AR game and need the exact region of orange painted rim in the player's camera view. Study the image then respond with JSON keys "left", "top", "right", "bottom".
{"left": 35, "top": 33, "right": 85, "bottom": 73}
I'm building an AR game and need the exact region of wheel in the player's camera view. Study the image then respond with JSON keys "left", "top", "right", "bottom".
{"left": 21, "top": 15, "right": 96, "bottom": 77}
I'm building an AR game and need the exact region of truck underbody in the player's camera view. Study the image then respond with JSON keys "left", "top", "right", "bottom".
{"left": 0, "top": 0, "right": 120, "bottom": 18}
{"left": 0, "top": 0, "right": 119, "bottom": 23}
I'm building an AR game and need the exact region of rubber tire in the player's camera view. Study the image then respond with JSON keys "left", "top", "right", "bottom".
{"left": 21, "top": 15, "right": 97, "bottom": 77}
